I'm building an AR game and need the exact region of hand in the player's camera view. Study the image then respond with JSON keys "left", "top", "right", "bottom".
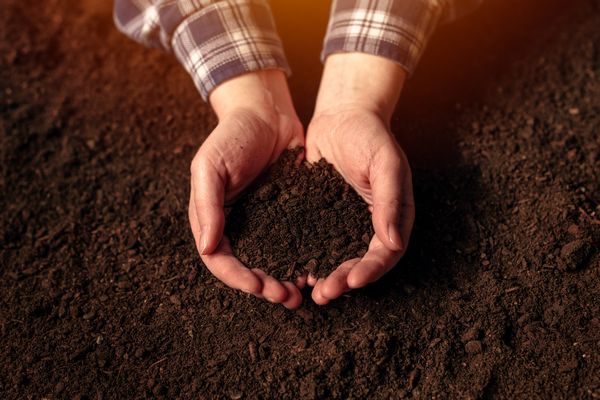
{"left": 189, "top": 70, "right": 305, "bottom": 309}
{"left": 305, "top": 53, "right": 415, "bottom": 305}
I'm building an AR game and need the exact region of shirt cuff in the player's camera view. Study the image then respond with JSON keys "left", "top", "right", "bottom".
{"left": 322, "top": 0, "right": 445, "bottom": 75}
{"left": 171, "top": 0, "right": 290, "bottom": 100}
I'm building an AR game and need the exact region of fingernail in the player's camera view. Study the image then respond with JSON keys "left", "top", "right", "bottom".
{"left": 200, "top": 226, "right": 209, "bottom": 254}
{"left": 387, "top": 223, "right": 403, "bottom": 250}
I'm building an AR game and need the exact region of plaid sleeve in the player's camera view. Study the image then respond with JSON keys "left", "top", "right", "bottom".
{"left": 322, "top": 0, "right": 482, "bottom": 74}
{"left": 114, "top": 0, "right": 290, "bottom": 100}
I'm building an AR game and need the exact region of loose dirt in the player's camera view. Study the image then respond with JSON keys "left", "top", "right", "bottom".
{"left": 227, "top": 148, "right": 373, "bottom": 280}
{"left": 1, "top": 0, "right": 598, "bottom": 399}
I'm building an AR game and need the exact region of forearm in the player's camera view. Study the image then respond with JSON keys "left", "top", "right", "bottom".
{"left": 315, "top": 53, "right": 406, "bottom": 123}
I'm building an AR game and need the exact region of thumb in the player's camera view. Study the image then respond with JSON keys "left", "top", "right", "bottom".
{"left": 304, "top": 127, "right": 322, "bottom": 164}
{"left": 304, "top": 141, "right": 322, "bottom": 164}
{"left": 191, "top": 157, "right": 225, "bottom": 255}
{"left": 370, "top": 159, "right": 405, "bottom": 252}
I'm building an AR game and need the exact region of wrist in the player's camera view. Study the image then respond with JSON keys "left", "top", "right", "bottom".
{"left": 314, "top": 53, "right": 407, "bottom": 123}
{"left": 209, "top": 69, "right": 298, "bottom": 125}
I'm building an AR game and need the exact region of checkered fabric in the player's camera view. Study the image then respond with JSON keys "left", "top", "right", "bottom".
{"left": 114, "top": 0, "right": 290, "bottom": 100}
{"left": 322, "top": 0, "right": 482, "bottom": 74}
{"left": 114, "top": 0, "right": 481, "bottom": 100}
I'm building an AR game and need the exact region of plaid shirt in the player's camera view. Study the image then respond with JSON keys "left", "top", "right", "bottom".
{"left": 114, "top": 0, "right": 481, "bottom": 100}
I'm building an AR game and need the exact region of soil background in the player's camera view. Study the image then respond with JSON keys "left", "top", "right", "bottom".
{"left": 1, "top": 0, "right": 599, "bottom": 399}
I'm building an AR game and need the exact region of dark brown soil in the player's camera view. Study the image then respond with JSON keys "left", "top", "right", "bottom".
{"left": 227, "top": 148, "right": 373, "bottom": 280}
{"left": 1, "top": 0, "right": 599, "bottom": 399}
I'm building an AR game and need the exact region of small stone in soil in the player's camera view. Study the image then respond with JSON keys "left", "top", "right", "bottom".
{"left": 465, "top": 340, "right": 483, "bottom": 354}
{"left": 82, "top": 310, "right": 96, "bottom": 320}
{"left": 461, "top": 326, "right": 481, "bottom": 343}
{"left": 559, "top": 239, "right": 592, "bottom": 271}
{"left": 169, "top": 295, "right": 181, "bottom": 306}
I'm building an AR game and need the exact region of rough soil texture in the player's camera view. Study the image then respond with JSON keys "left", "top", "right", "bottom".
{"left": 1, "top": 0, "right": 599, "bottom": 399}
{"left": 227, "top": 148, "right": 373, "bottom": 280}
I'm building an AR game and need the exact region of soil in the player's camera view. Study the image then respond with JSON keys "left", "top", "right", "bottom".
{"left": 227, "top": 148, "right": 373, "bottom": 280}
{"left": 1, "top": 0, "right": 599, "bottom": 399}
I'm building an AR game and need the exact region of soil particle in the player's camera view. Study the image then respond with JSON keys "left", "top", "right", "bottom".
{"left": 228, "top": 389, "right": 243, "bottom": 399}
{"left": 297, "top": 308, "right": 314, "bottom": 322}
{"left": 82, "top": 309, "right": 96, "bottom": 320}
{"left": 559, "top": 239, "right": 593, "bottom": 271}
{"left": 117, "top": 280, "right": 130, "bottom": 290}
{"left": 169, "top": 294, "right": 181, "bottom": 306}
{"left": 567, "top": 224, "right": 581, "bottom": 236}
{"left": 408, "top": 368, "right": 421, "bottom": 390}
{"left": 461, "top": 326, "right": 481, "bottom": 343}
{"left": 248, "top": 342, "right": 258, "bottom": 362}
{"left": 465, "top": 340, "right": 483, "bottom": 355}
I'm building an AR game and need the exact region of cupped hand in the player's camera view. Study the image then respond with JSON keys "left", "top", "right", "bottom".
{"left": 305, "top": 53, "right": 415, "bottom": 305}
{"left": 305, "top": 109, "right": 414, "bottom": 304}
{"left": 188, "top": 70, "right": 305, "bottom": 309}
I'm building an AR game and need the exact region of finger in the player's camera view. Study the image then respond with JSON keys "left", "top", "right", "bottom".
{"left": 272, "top": 128, "right": 305, "bottom": 166}
{"left": 295, "top": 274, "right": 308, "bottom": 289}
{"left": 287, "top": 127, "right": 305, "bottom": 150}
{"left": 307, "top": 274, "right": 318, "bottom": 287}
{"left": 251, "top": 269, "right": 289, "bottom": 303}
{"left": 281, "top": 282, "right": 303, "bottom": 310}
{"left": 191, "top": 159, "right": 225, "bottom": 255}
{"left": 311, "top": 279, "right": 331, "bottom": 305}
{"left": 347, "top": 236, "right": 403, "bottom": 289}
{"left": 200, "top": 236, "right": 262, "bottom": 295}
{"left": 304, "top": 136, "right": 322, "bottom": 164}
{"left": 278, "top": 113, "right": 305, "bottom": 150}
{"left": 267, "top": 116, "right": 304, "bottom": 165}
{"left": 320, "top": 259, "right": 359, "bottom": 300}
{"left": 293, "top": 147, "right": 306, "bottom": 167}
{"left": 370, "top": 161, "right": 405, "bottom": 252}
{"left": 305, "top": 149, "right": 321, "bottom": 164}
{"left": 188, "top": 194, "right": 202, "bottom": 251}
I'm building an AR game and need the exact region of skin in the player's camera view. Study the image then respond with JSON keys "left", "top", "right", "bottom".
{"left": 189, "top": 53, "right": 415, "bottom": 308}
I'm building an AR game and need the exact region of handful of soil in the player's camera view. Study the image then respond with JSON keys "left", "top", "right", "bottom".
{"left": 226, "top": 148, "right": 374, "bottom": 280}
